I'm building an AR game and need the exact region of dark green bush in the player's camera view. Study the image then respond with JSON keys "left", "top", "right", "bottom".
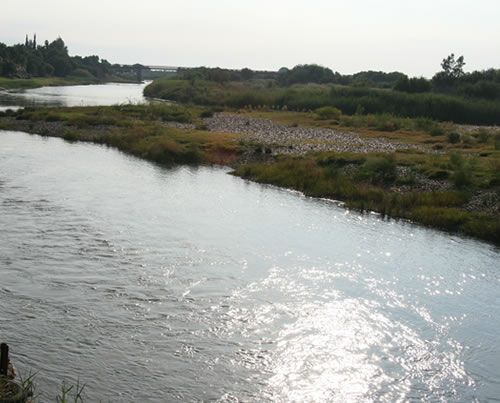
{"left": 200, "top": 109, "right": 214, "bottom": 118}
{"left": 449, "top": 153, "right": 474, "bottom": 189}
{"left": 447, "top": 132, "right": 460, "bottom": 143}
{"left": 358, "top": 156, "right": 397, "bottom": 184}
{"left": 315, "top": 106, "right": 341, "bottom": 120}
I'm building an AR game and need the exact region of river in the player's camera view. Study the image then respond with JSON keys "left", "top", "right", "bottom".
{"left": 0, "top": 83, "right": 499, "bottom": 402}
{"left": 0, "top": 81, "right": 148, "bottom": 111}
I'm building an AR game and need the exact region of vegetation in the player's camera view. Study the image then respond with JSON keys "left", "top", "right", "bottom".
{"left": 1, "top": 100, "right": 498, "bottom": 244}
{"left": 0, "top": 76, "right": 102, "bottom": 90}
{"left": 145, "top": 54, "right": 500, "bottom": 125}
{"left": 145, "top": 79, "right": 500, "bottom": 126}
{"left": 0, "top": 104, "right": 240, "bottom": 166}
{"left": 0, "top": 35, "right": 156, "bottom": 88}
{"left": 233, "top": 152, "right": 499, "bottom": 244}
{"left": 1, "top": 49, "right": 499, "bottom": 244}
{"left": 56, "top": 380, "right": 85, "bottom": 403}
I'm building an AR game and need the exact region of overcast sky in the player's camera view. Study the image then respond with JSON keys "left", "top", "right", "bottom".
{"left": 1, "top": 0, "right": 499, "bottom": 77}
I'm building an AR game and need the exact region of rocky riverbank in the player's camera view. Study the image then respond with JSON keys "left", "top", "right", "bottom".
{"left": 200, "top": 113, "right": 429, "bottom": 155}
{"left": 0, "top": 105, "right": 498, "bottom": 244}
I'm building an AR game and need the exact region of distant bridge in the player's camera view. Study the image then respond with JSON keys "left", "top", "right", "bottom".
{"left": 145, "top": 65, "right": 178, "bottom": 73}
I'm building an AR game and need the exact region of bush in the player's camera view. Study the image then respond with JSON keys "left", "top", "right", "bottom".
{"left": 315, "top": 106, "right": 341, "bottom": 120}
{"left": 495, "top": 134, "right": 500, "bottom": 150}
{"left": 461, "top": 134, "right": 476, "bottom": 146}
{"left": 475, "top": 129, "right": 491, "bottom": 143}
{"left": 449, "top": 153, "right": 474, "bottom": 189}
{"left": 70, "top": 68, "right": 95, "bottom": 79}
{"left": 410, "top": 206, "right": 469, "bottom": 231}
{"left": 358, "top": 156, "right": 397, "bottom": 184}
{"left": 200, "top": 109, "right": 214, "bottom": 118}
{"left": 447, "top": 132, "right": 461, "bottom": 143}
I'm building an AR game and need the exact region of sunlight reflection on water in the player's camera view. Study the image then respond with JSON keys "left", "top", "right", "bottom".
{"left": 0, "top": 131, "right": 498, "bottom": 402}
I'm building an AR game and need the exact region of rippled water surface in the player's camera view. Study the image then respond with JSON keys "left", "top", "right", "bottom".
{"left": 0, "top": 82, "right": 147, "bottom": 110}
{"left": 0, "top": 131, "right": 499, "bottom": 402}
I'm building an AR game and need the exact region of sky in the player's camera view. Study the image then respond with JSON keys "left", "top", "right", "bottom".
{"left": 1, "top": 0, "right": 499, "bottom": 77}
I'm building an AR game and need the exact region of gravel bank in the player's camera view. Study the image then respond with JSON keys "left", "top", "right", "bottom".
{"left": 203, "top": 113, "right": 428, "bottom": 155}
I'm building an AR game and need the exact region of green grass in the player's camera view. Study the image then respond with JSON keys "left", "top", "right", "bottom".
{"left": 144, "top": 78, "right": 500, "bottom": 125}
{"left": 233, "top": 152, "right": 500, "bottom": 244}
{"left": 2, "top": 104, "right": 240, "bottom": 166}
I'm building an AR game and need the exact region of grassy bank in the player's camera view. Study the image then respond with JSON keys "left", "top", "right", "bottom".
{"left": 0, "top": 104, "right": 498, "bottom": 245}
{"left": 144, "top": 78, "right": 500, "bottom": 125}
{"left": 233, "top": 152, "right": 499, "bottom": 244}
{"left": 0, "top": 104, "right": 240, "bottom": 165}
{"left": 0, "top": 76, "right": 138, "bottom": 90}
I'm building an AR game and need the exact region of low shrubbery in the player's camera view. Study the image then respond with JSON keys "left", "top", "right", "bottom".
{"left": 233, "top": 152, "right": 499, "bottom": 244}
{"left": 144, "top": 78, "right": 500, "bottom": 125}
{"left": 7, "top": 104, "right": 239, "bottom": 166}
{"left": 314, "top": 106, "right": 341, "bottom": 120}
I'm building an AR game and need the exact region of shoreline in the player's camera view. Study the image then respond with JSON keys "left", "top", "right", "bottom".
{"left": 0, "top": 76, "right": 140, "bottom": 91}
{"left": 0, "top": 105, "right": 498, "bottom": 245}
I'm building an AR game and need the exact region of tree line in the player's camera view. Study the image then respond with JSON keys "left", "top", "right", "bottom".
{"left": 0, "top": 35, "right": 145, "bottom": 81}
{"left": 176, "top": 55, "right": 500, "bottom": 102}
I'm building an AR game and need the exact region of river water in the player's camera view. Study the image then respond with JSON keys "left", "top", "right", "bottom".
{"left": 0, "top": 84, "right": 499, "bottom": 402}
{"left": 0, "top": 81, "right": 148, "bottom": 111}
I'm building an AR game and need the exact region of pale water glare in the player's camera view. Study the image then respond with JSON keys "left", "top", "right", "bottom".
{"left": 0, "top": 130, "right": 499, "bottom": 402}
{"left": 0, "top": 82, "right": 148, "bottom": 109}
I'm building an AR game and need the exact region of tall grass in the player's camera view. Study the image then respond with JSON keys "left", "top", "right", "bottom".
{"left": 145, "top": 79, "right": 500, "bottom": 125}
{"left": 233, "top": 153, "right": 499, "bottom": 244}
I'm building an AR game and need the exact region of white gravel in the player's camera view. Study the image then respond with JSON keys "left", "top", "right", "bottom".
{"left": 203, "top": 113, "right": 427, "bottom": 155}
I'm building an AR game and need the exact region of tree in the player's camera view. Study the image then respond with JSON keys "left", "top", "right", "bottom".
{"left": 394, "top": 75, "right": 410, "bottom": 92}
{"left": 277, "top": 64, "right": 335, "bottom": 86}
{"left": 441, "top": 53, "right": 465, "bottom": 78}
{"left": 241, "top": 67, "right": 254, "bottom": 80}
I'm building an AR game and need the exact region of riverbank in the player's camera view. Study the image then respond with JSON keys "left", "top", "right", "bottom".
{"left": 0, "top": 104, "right": 498, "bottom": 244}
{"left": 0, "top": 76, "right": 139, "bottom": 91}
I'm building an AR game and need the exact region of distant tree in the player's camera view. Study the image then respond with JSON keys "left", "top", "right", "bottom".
{"left": 209, "top": 68, "right": 230, "bottom": 83}
{"left": 394, "top": 75, "right": 410, "bottom": 92}
{"left": 433, "top": 53, "right": 466, "bottom": 90}
{"left": 277, "top": 64, "right": 335, "bottom": 86}
{"left": 441, "top": 53, "right": 465, "bottom": 79}
{"left": 241, "top": 67, "right": 254, "bottom": 80}
{"left": 1, "top": 59, "right": 16, "bottom": 76}
{"left": 395, "top": 75, "right": 431, "bottom": 93}
{"left": 44, "top": 38, "right": 73, "bottom": 76}
{"left": 352, "top": 71, "right": 406, "bottom": 88}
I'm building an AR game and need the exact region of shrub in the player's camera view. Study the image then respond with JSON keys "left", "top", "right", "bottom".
{"left": 430, "top": 126, "right": 445, "bottom": 136}
{"left": 447, "top": 132, "right": 461, "bottom": 143}
{"left": 358, "top": 156, "right": 397, "bottom": 184}
{"left": 495, "top": 134, "right": 500, "bottom": 150}
{"left": 45, "top": 113, "right": 61, "bottom": 122}
{"left": 475, "top": 129, "right": 491, "bottom": 143}
{"left": 449, "top": 153, "right": 474, "bottom": 189}
{"left": 70, "top": 68, "right": 95, "bottom": 79}
{"left": 200, "top": 109, "right": 214, "bottom": 118}
{"left": 461, "top": 134, "right": 476, "bottom": 146}
{"left": 410, "top": 206, "right": 469, "bottom": 231}
{"left": 315, "top": 106, "right": 341, "bottom": 120}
